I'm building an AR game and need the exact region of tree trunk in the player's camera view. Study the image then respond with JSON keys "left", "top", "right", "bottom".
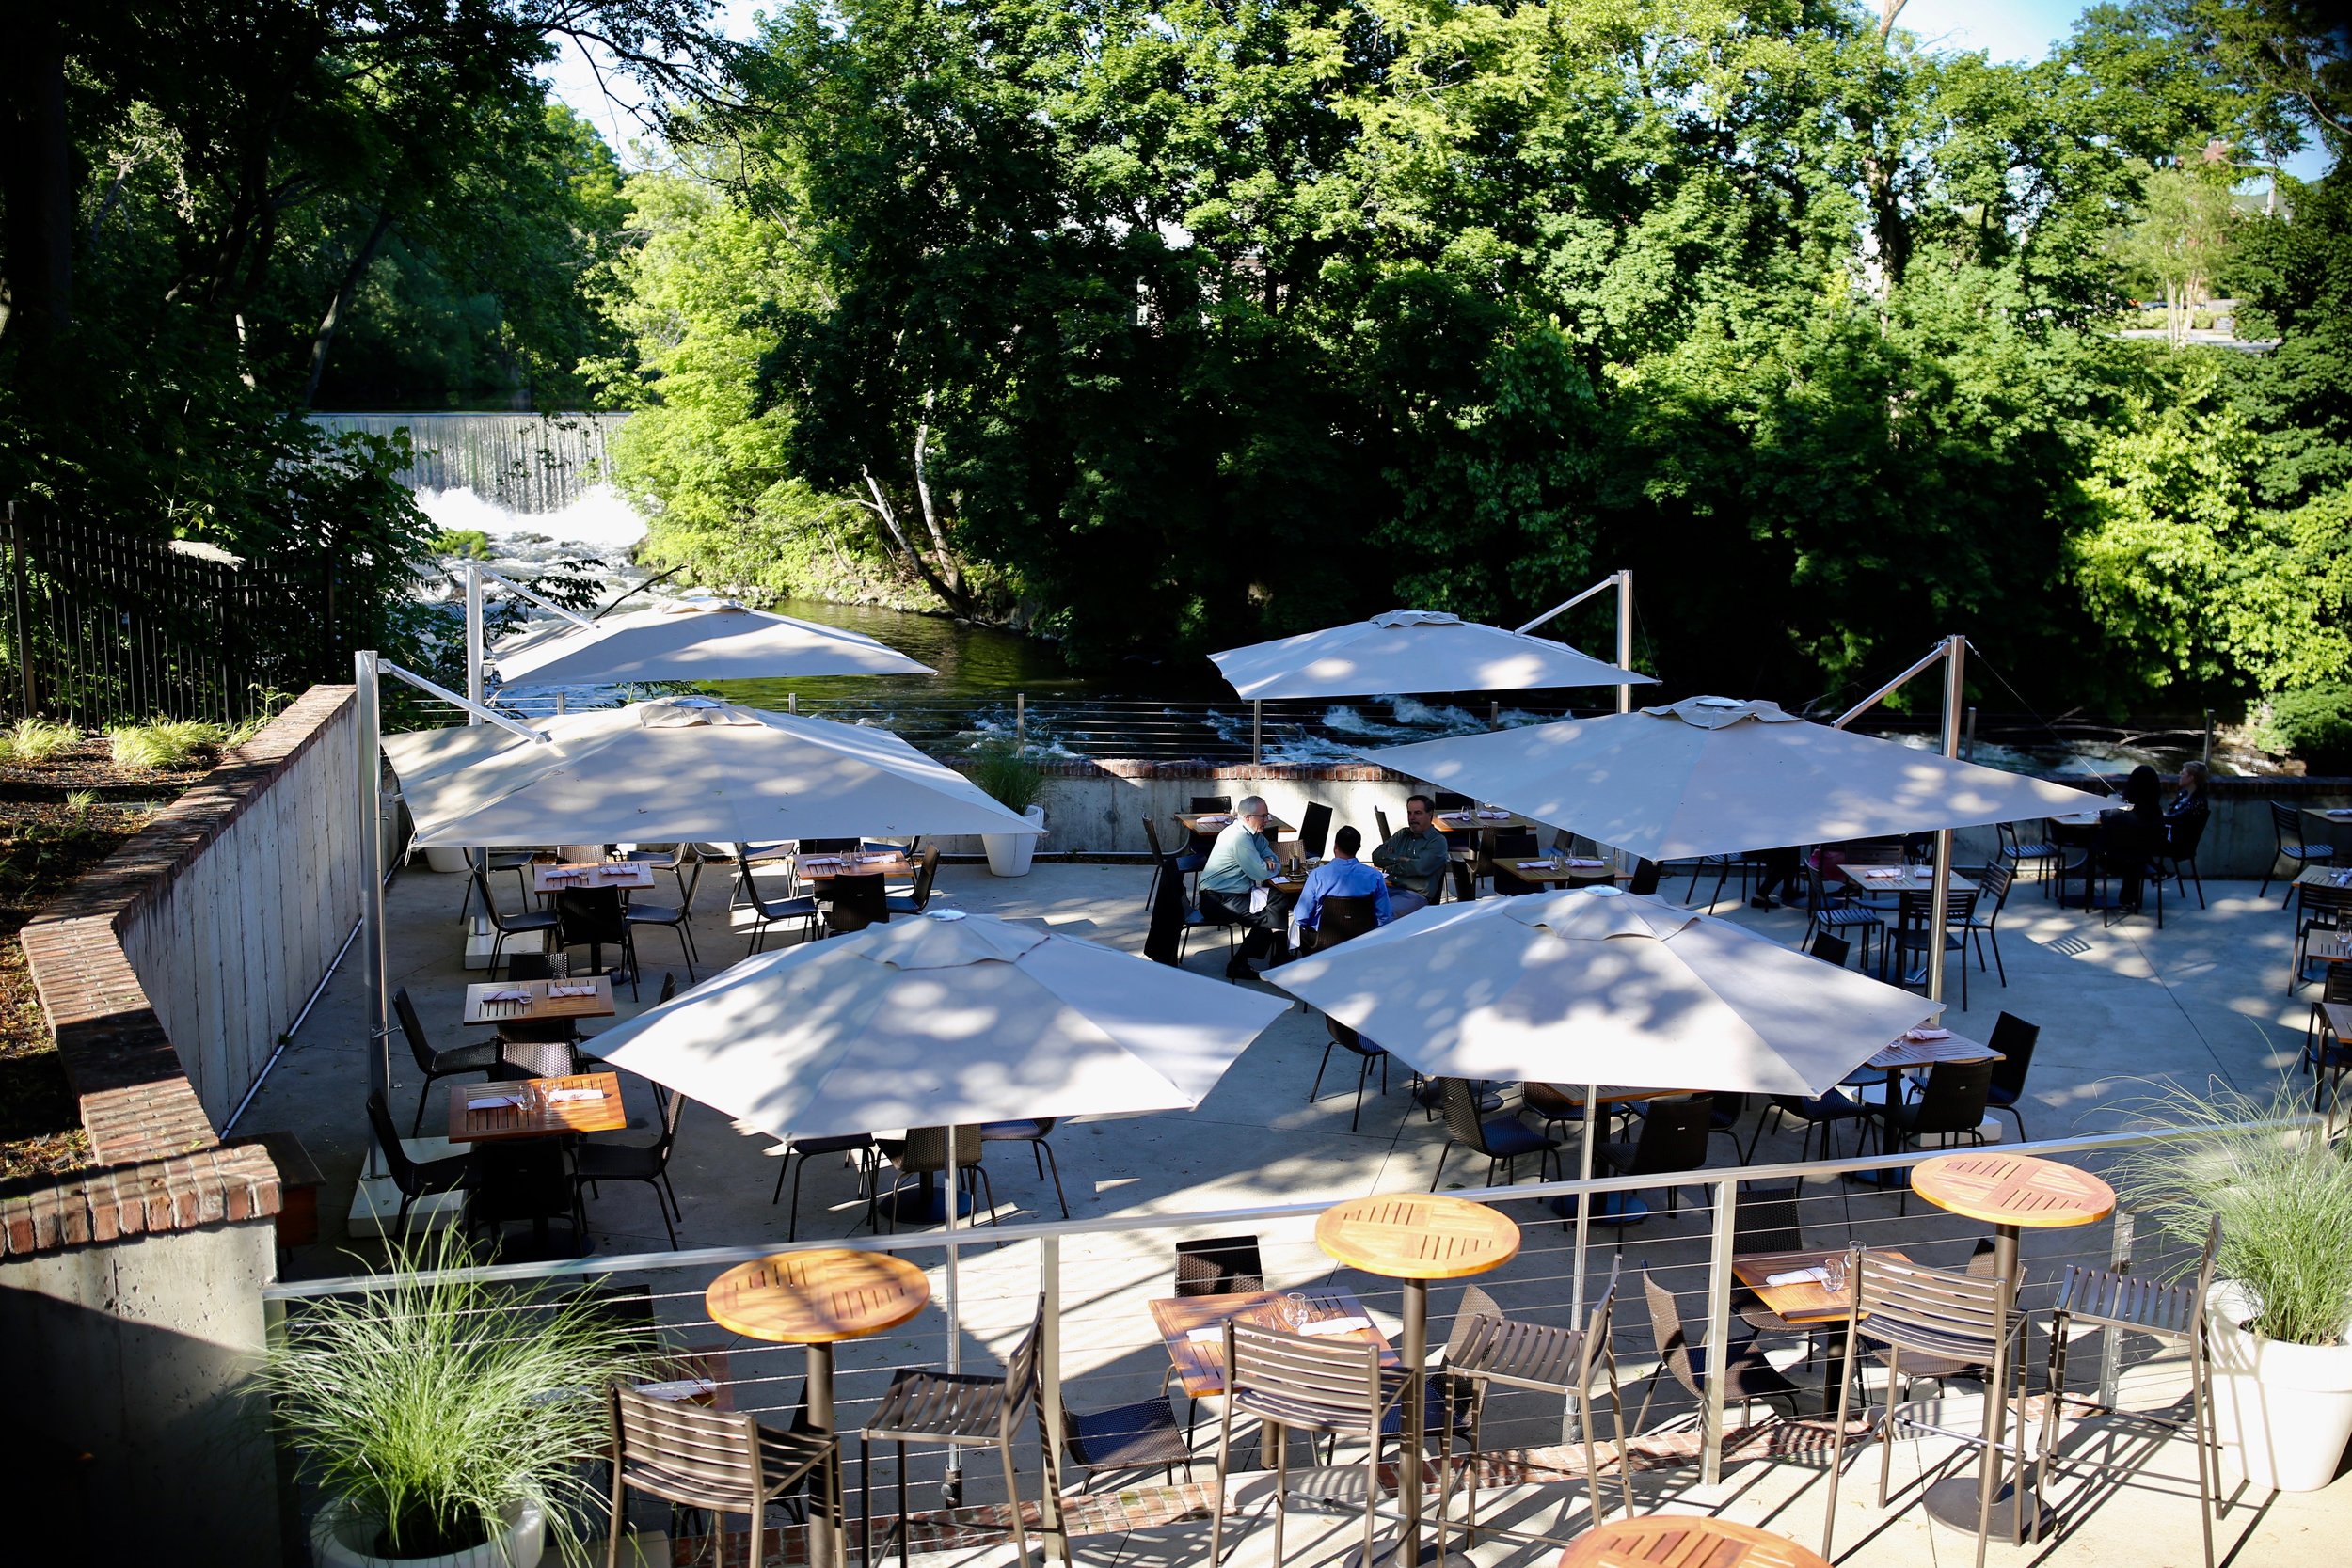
{"left": 304, "top": 206, "right": 396, "bottom": 405}
{"left": 862, "top": 469, "right": 974, "bottom": 616}
{"left": 0, "top": 8, "right": 73, "bottom": 354}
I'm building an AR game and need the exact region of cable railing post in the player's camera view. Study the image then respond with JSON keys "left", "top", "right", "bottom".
{"left": 1701, "top": 1175, "right": 1737, "bottom": 1485}
{"left": 1040, "top": 1233, "right": 1068, "bottom": 1560}
{"left": 2098, "top": 1209, "right": 2135, "bottom": 1408}
{"left": 1017, "top": 691, "right": 1026, "bottom": 750}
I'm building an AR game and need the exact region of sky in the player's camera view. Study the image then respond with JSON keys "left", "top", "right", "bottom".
{"left": 542, "top": 1, "right": 2332, "bottom": 181}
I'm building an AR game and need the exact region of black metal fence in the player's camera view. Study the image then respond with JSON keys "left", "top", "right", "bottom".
{"left": 0, "top": 506, "right": 346, "bottom": 729}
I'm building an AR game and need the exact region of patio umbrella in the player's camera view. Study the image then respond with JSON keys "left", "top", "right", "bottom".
{"left": 489, "top": 596, "right": 933, "bottom": 686}
{"left": 1271, "top": 884, "right": 1940, "bottom": 1319}
{"left": 1209, "top": 610, "right": 1654, "bottom": 700}
{"left": 1361, "top": 694, "right": 2105, "bottom": 862}
{"left": 382, "top": 696, "right": 1039, "bottom": 847}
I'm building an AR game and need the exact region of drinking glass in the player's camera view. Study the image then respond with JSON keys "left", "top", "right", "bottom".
{"left": 1282, "top": 1292, "right": 1311, "bottom": 1329}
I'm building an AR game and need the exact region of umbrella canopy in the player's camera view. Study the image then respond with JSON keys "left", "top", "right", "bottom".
{"left": 383, "top": 696, "right": 1039, "bottom": 847}
{"left": 490, "top": 597, "right": 933, "bottom": 686}
{"left": 1365, "top": 694, "right": 2106, "bottom": 860}
{"left": 1272, "top": 885, "right": 1937, "bottom": 1096}
{"left": 1209, "top": 610, "right": 1655, "bottom": 700}
{"left": 591, "top": 911, "right": 1292, "bottom": 1144}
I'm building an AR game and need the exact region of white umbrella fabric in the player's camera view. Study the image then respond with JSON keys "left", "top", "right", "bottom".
{"left": 1209, "top": 610, "right": 1654, "bottom": 700}
{"left": 1271, "top": 884, "right": 1940, "bottom": 1318}
{"left": 1363, "top": 694, "right": 2106, "bottom": 861}
{"left": 490, "top": 597, "right": 933, "bottom": 686}
{"left": 383, "top": 696, "right": 1040, "bottom": 847}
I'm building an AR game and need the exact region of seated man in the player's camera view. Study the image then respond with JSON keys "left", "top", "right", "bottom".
{"left": 1295, "top": 826, "right": 1393, "bottom": 944}
{"left": 1370, "top": 793, "right": 1449, "bottom": 912}
{"left": 1198, "top": 795, "right": 1294, "bottom": 979}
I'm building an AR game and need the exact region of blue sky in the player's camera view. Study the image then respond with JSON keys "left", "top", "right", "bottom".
{"left": 546, "top": 1, "right": 2333, "bottom": 181}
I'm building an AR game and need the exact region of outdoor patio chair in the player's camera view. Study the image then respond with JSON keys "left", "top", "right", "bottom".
{"left": 1374, "top": 807, "right": 1392, "bottom": 843}
{"left": 620, "top": 843, "right": 699, "bottom": 909}
{"left": 621, "top": 847, "right": 703, "bottom": 981}
{"left": 606, "top": 1383, "right": 834, "bottom": 1568}
{"left": 1143, "top": 851, "right": 1206, "bottom": 967}
{"left": 884, "top": 843, "right": 943, "bottom": 915}
{"left": 1436, "top": 1262, "right": 1633, "bottom": 1550}
{"left": 978, "top": 1116, "right": 1069, "bottom": 1219}
{"left": 366, "top": 1089, "right": 477, "bottom": 1242}
{"left": 1142, "top": 815, "right": 1205, "bottom": 916}
{"left": 555, "top": 886, "right": 643, "bottom": 996}
{"left": 1595, "top": 1094, "right": 1716, "bottom": 1221}
{"left": 1863, "top": 1057, "right": 1994, "bottom": 1215}
{"left": 1433, "top": 791, "right": 1474, "bottom": 812}
{"left": 1745, "top": 1083, "right": 1868, "bottom": 1163}
{"left": 1803, "top": 863, "right": 1883, "bottom": 972}
{"left": 1521, "top": 1081, "right": 1637, "bottom": 1148}
{"left": 735, "top": 843, "right": 820, "bottom": 951}
{"left": 1957, "top": 863, "right": 2014, "bottom": 985}
{"left": 1175, "top": 1234, "right": 1264, "bottom": 1297}
{"left": 1296, "top": 800, "right": 1333, "bottom": 860}
{"left": 2038, "top": 1216, "right": 2224, "bottom": 1568}
{"left": 393, "top": 985, "right": 503, "bottom": 1133}
{"left": 1995, "top": 819, "right": 2061, "bottom": 895}
{"left": 769, "top": 1132, "right": 880, "bottom": 1240}
{"left": 489, "top": 953, "right": 588, "bottom": 1071}
{"left": 2160, "top": 808, "right": 2209, "bottom": 909}
{"left": 2304, "top": 964, "right": 2352, "bottom": 1082}
{"left": 1626, "top": 859, "right": 1661, "bottom": 895}
{"left": 1207, "top": 1317, "right": 1409, "bottom": 1568}
{"left": 1728, "top": 1185, "right": 1822, "bottom": 1353}
{"left": 1308, "top": 1016, "right": 1390, "bottom": 1131}
{"left": 1983, "top": 1012, "right": 2042, "bottom": 1141}
{"left": 2262, "top": 799, "right": 2335, "bottom": 902}
{"left": 1488, "top": 828, "right": 1543, "bottom": 895}
{"left": 819, "top": 871, "right": 889, "bottom": 937}
{"left": 1807, "top": 931, "right": 1851, "bottom": 966}
{"left": 469, "top": 865, "right": 560, "bottom": 978}
{"left": 456, "top": 849, "right": 534, "bottom": 923}
{"left": 1063, "top": 1398, "right": 1192, "bottom": 1486}
{"left": 860, "top": 1294, "right": 1069, "bottom": 1568}
{"left": 1892, "top": 887, "right": 1979, "bottom": 1006}
{"left": 2292, "top": 880, "right": 2352, "bottom": 991}
{"left": 1821, "top": 1249, "right": 2033, "bottom": 1568}
{"left": 873, "top": 1125, "right": 995, "bottom": 1233}
{"left": 1633, "top": 1268, "right": 1800, "bottom": 1433}
{"left": 1301, "top": 892, "right": 1378, "bottom": 952}
{"left": 1433, "top": 1075, "right": 1563, "bottom": 1189}
{"left": 572, "top": 1083, "right": 689, "bottom": 1249}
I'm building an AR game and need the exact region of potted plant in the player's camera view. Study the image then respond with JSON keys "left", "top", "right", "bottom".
{"left": 970, "top": 740, "right": 1047, "bottom": 877}
{"left": 2111, "top": 1080, "right": 2352, "bottom": 1493}
{"left": 258, "top": 1232, "right": 662, "bottom": 1565}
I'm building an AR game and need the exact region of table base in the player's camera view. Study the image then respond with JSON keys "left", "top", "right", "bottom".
{"left": 877, "top": 1184, "right": 976, "bottom": 1225}
{"left": 1921, "top": 1475, "right": 2051, "bottom": 1543}
{"left": 1548, "top": 1193, "right": 1648, "bottom": 1226}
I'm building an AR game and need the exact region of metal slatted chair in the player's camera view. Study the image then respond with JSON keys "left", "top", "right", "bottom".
{"left": 978, "top": 1117, "right": 1069, "bottom": 1219}
{"left": 1893, "top": 887, "right": 1980, "bottom": 1006}
{"left": 622, "top": 847, "right": 703, "bottom": 981}
{"left": 2038, "top": 1217, "right": 2224, "bottom": 1568}
{"left": 470, "top": 866, "right": 559, "bottom": 977}
{"left": 1208, "top": 1318, "right": 1409, "bottom": 1568}
{"left": 365, "top": 1089, "right": 476, "bottom": 1242}
{"left": 2262, "top": 800, "right": 2336, "bottom": 902}
{"left": 734, "top": 844, "right": 820, "bottom": 951}
{"left": 1804, "top": 863, "right": 1883, "bottom": 973}
{"left": 573, "top": 1085, "right": 690, "bottom": 1248}
{"left": 1436, "top": 1261, "right": 1632, "bottom": 1552}
{"left": 606, "top": 1383, "right": 834, "bottom": 1568}
{"left": 1822, "top": 1249, "right": 2033, "bottom": 1568}
{"left": 1634, "top": 1268, "right": 1800, "bottom": 1431}
{"left": 2160, "top": 809, "right": 2209, "bottom": 909}
{"left": 1959, "top": 863, "right": 2015, "bottom": 986}
{"left": 859, "top": 1295, "right": 1069, "bottom": 1568}
{"left": 1995, "top": 820, "right": 2061, "bottom": 895}
{"left": 884, "top": 844, "right": 943, "bottom": 916}
{"left": 1434, "top": 1076, "right": 1563, "bottom": 1188}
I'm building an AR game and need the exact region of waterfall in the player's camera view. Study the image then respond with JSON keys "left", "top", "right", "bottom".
{"left": 308, "top": 411, "right": 629, "bottom": 514}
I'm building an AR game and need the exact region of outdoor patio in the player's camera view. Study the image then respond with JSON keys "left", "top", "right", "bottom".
{"left": 239, "top": 850, "right": 2348, "bottom": 1568}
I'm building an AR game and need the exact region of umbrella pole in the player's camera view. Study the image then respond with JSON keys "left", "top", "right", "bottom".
{"left": 943, "top": 1122, "right": 965, "bottom": 1505}
{"left": 1565, "top": 1085, "right": 1598, "bottom": 1444}
{"left": 1928, "top": 636, "right": 1965, "bottom": 1006}
{"left": 1615, "top": 569, "right": 1633, "bottom": 715}
{"left": 356, "top": 652, "right": 389, "bottom": 1180}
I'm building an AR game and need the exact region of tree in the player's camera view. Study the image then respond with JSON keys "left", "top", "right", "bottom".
{"left": 2112, "top": 149, "right": 2244, "bottom": 346}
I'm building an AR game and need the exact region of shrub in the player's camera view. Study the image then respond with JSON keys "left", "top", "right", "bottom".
{"left": 2257, "top": 684, "right": 2352, "bottom": 771}
{"left": 0, "top": 718, "right": 80, "bottom": 764}
{"left": 106, "top": 719, "right": 227, "bottom": 770}
{"left": 968, "top": 739, "right": 1045, "bottom": 814}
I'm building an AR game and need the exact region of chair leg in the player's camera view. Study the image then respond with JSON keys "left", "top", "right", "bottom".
{"left": 1209, "top": 1395, "right": 1234, "bottom": 1568}
{"left": 999, "top": 1438, "right": 1033, "bottom": 1568}
{"left": 1037, "top": 1138, "right": 1069, "bottom": 1220}
{"left": 1308, "top": 1041, "right": 1335, "bottom": 1103}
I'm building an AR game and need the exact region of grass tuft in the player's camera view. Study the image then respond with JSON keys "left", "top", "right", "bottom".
{"left": 106, "top": 719, "right": 226, "bottom": 770}
{"left": 0, "top": 719, "right": 80, "bottom": 765}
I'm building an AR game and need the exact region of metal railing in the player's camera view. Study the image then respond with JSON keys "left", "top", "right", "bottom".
{"left": 262, "top": 1120, "right": 2275, "bottom": 1556}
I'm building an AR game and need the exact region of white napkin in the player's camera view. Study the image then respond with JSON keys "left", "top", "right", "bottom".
{"left": 1199, "top": 815, "right": 1232, "bottom": 827}
{"left": 594, "top": 863, "right": 634, "bottom": 878}
{"left": 548, "top": 983, "right": 596, "bottom": 998}
{"left": 544, "top": 868, "right": 586, "bottom": 880}
{"left": 1477, "top": 809, "right": 1509, "bottom": 820}
{"left": 1299, "top": 1316, "right": 1374, "bottom": 1337}
{"left": 544, "top": 1087, "right": 605, "bottom": 1103}
{"left": 1249, "top": 886, "right": 1269, "bottom": 914}
{"left": 469, "top": 1095, "right": 523, "bottom": 1110}
{"left": 1567, "top": 858, "right": 1607, "bottom": 868}
{"left": 1518, "top": 861, "right": 1555, "bottom": 870}
{"left": 1186, "top": 1325, "right": 1228, "bottom": 1345}
{"left": 483, "top": 989, "right": 531, "bottom": 1003}
{"left": 1766, "top": 1267, "right": 1831, "bottom": 1288}
{"left": 1903, "top": 1027, "right": 1952, "bottom": 1041}
{"left": 634, "top": 1378, "right": 719, "bottom": 1401}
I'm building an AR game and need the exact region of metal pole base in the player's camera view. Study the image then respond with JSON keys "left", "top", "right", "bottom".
{"left": 1920, "top": 1475, "right": 2052, "bottom": 1544}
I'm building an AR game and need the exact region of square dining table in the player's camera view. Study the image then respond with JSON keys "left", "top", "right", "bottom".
{"left": 461, "top": 976, "right": 616, "bottom": 1028}
{"left": 446, "top": 1071, "right": 628, "bottom": 1142}
{"left": 1149, "top": 1286, "right": 1395, "bottom": 1400}
{"left": 530, "top": 860, "right": 656, "bottom": 895}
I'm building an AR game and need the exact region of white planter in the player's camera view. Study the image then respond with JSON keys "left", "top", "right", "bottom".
{"left": 2206, "top": 1281, "right": 2352, "bottom": 1493}
{"left": 312, "top": 1495, "right": 545, "bottom": 1568}
{"left": 421, "top": 846, "right": 471, "bottom": 874}
{"left": 983, "top": 805, "right": 1046, "bottom": 877}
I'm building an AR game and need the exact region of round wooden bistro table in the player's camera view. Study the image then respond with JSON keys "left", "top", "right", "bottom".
{"left": 1316, "top": 1193, "right": 1521, "bottom": 1566}
{"left": 706, "top": 1249, "right": 931, "bottom": 1568}
{"left": 1558, "top": 1513, "right": 1833, "bottom": 1568}
{"left": 1909, "top": 1150, "right": 2116, "bottom": 1541}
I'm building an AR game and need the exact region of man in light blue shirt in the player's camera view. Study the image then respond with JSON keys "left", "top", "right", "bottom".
{"left": 1295, "top": 826, "right": 1392, "bottom": 944}
{"left": 1199, "top": 795, "right": 1293, "bottom": 978}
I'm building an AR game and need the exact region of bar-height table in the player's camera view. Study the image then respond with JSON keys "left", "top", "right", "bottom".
{"left": 1314, "top": 1194, "right": 1519, "bottom": 1566}
{"left": 1910, "top": 1151, "right": 2116, "bottom": 1542}
{"left": 705, "top": 1249, "right": 931, "bottom": 1568}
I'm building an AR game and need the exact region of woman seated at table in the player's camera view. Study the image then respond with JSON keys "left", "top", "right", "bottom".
{"left": 2099, "top": 764, "right": 2164, "bottom": 912}
{"left": 2168, "top": 758, "right": 2211, "bottom": 826}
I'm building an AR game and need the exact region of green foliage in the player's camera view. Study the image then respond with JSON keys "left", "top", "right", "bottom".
{"left": 256, "top": 1229, "right": 662, "bottom": 1564}
{"left": 2256, "top": 681, "right": 2352, "bottom": 767}
{"left": 0, "top": 721, "right": 81, "bottom": 765}
{"left": 2111, "top": 1078, "right": 2352, "bottom": 1346}
{"left": 968, "top": 740, "right": 1045, "bottom": 814}
{"left": 2111, "top": 150, "right": 2245, "bottom": 346}
{"left": 106, "top": 721, "right": 227, "bottom": 771}
{"left": 428, "top": 529, "right": 493, "bottom": 562}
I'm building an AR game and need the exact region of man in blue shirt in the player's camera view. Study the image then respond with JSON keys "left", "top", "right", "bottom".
{"left": 1295, "top": 826, "right": 1393, "bottom": 949}
{"left": 1199, "top": 795, "right": 1293, "bottom": 978}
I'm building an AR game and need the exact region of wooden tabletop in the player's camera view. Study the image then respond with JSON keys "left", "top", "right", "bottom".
{"left": 1529, "top": 1082, "right": 1700, "bottom": 1108}
{"left": 2325, "top": 1003, "right": 2352, "bottom": 1044}
{"left": 1435, "top": 809, "right": 1532, "bottom": 832}
{"left": 1315, "top": 1193, "right": 1520, "bottom": 1280}
{"left": 1150, "top": 1287, "right": 1393, "bottom": 1399}
{"left": 1175, "top": 811, "right": 1294, "bottom": 836}
{"left": 1730, "top": 1247, "right": 1915, "bottom": 1325}
{"left": 463, "top": 975, "right": 616, "bottom": 1027}
{"left": 1912, "top": 1151, "right": 2116, "bottom": 1231}
{"left": 2304, "top": 807, "right": 2352, "bottom": 823}
{"left": 1559, "top": 1513, "right": 1833, "bottom": 1568}
{"left": 447, "top": 1072, "right": 628, "bottom": 1142}
{"left": 2049, "top": 812, "right": 2105, "bottom": 829}
{"left": 706, "top": 1249, "right": 931, "bottom": 1345}
{"left": 1840, "top": 864, "right": 1979, "bottom": 895}
{"left": 2308, "top": 933, "right": 2352, "bottom": 967}
{"left": 799, "top": 853, "right": 914, "bottom": 881}
{"left": 1494, "top": 858, "right": 1621, "bottom": 886}
{"left": 2294, "top": 864, "right": 2352, "bottom": 891}
{"left": 1865, "top": 1031, "right": 1999, "bottom": 1071}
{"left": 532, "top": 861, "right": 656, "bottom": 894}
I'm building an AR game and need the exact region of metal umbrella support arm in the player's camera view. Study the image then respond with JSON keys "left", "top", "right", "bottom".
{"left": 1514, "top": 568, "right": 1638, "bottom": 714}
{"left": 1835, "top": 634, "right": 1969, "bottom": 1005}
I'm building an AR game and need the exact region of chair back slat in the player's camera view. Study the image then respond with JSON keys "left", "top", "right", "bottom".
{"left": 1852, "top": 1252, "right": 2006, "bottom": 1357}
{"left": 612, "top": 1385, "right": 764, "bottom": 1510}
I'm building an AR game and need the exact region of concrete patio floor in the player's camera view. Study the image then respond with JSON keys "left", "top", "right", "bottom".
{"left": 241, "top": 854, "right": 2350, "bottom": 1565}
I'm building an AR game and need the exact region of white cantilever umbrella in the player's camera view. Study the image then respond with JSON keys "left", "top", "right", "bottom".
{"left": 382, "top": 696, "right": 1039, "bottom": 847}
{"left": 1272, "top": 884, "right": 1940, "bottom": 1319}
{"left": 1210, "top": 610, "right": 1654, "bottom": 700}
{"left": 490, "top": 596, "right": 933, "bottom": 686}
{"left": 1363, "top": 694, "right": 2106, "bottom": 860}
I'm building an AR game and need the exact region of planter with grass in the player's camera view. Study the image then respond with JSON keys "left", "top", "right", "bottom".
{"left": 2113, "top": 1082, "right": 2352, "bottom": 1493}
{"left": 970, "top": 742, "right": 1047, "bottom": 877}
{"left": 260, "top": 1233, "right": 661, "bottom": 1565}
